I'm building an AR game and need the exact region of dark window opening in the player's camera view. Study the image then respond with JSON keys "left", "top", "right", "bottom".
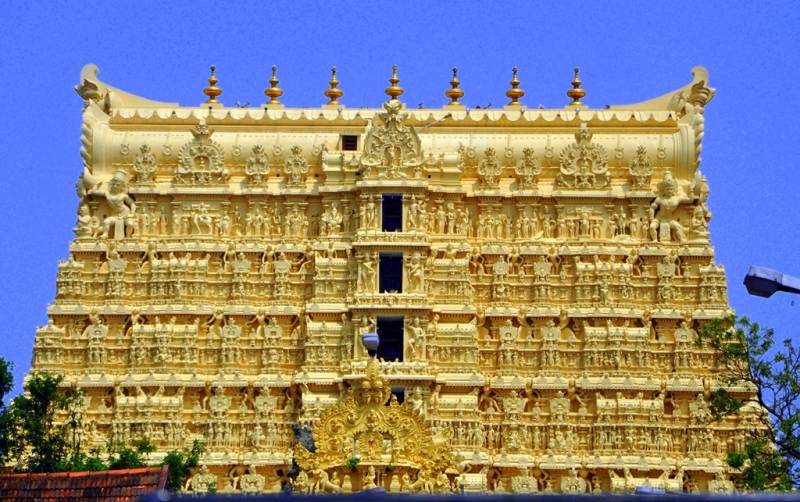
{"left": 379, "top": 252, "right": 403, "bottom": 293}
{"left": 342, "top": 135, "right": 359, "bottom": 151}
{"left": 382, "top": 193, "right": 403, "bottom": 232}
{"left": 391, "top": 387, "right": 406, "bottom": 404}
{"left": 377, "top": 316, "right": 404, "bottom": 361}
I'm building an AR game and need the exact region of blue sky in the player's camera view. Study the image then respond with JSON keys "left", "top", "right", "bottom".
{"left": 0, "top": 1, "right": 798, "bottom": 394}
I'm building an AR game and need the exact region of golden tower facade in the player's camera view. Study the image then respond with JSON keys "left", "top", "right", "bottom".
{"left": 31, "top": 64, "right": 751, "bottom": 493}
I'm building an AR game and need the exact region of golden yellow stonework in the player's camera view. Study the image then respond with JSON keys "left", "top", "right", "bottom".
{"left": 30, "top": 64, "right": 754, "bottom": 493}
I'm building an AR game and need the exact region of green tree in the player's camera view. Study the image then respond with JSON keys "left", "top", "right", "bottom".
{"left": 0, "top": 357, "right": 15, "bottom": 462}
{"left": 3, "top": 372, "right": 84, "bottom": 472}
{"left": 107, "top": 437, "right": 155, "bottom": 470}
{"left": 162, "top": 440, "right": 206, "bottom": 491}
{"left": 698, "top": 315, "right": 799, "bottom": 490}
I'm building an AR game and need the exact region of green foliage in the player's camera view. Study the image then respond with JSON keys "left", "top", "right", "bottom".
{"left": 3, "top": 372, "right": 83, "bottom": 473}
{"left": 0, "top": 357, "right": 14, "bottom": 462}
{"left": 344, "top": 456, "right": 360, "bottom": 471}
{"left": 107, "top": 437, "right": 155, "bottom": 470}
{"left": 698, "top": 315, "right": 800, "bottom": 490}
{"left": 728, "top": 441, "right": 793, "bottom": 491}
{"left": 64, "top": 448, "right": 107, "bottom": 472}
{"left": 162, "top": 440, "right": 206, "bottom": 492}
{"left": 0, "top": 357, "right": 13, "bottom": 406}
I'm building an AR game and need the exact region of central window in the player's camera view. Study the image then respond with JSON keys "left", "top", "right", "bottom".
{"left": 379, "top": 252, "right": 403, "bottom": 293}
{"left": 377, "top": 316, "right": 404, "bottom": 362}
{"left": 382, "top": 193, "right": 403, "bottom": 232}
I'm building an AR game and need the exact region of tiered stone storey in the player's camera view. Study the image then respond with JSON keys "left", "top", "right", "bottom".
{"left": 31, "top": 64, "right": 752, "bottom": 493}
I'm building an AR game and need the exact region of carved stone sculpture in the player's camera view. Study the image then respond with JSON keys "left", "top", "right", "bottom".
{"left": 557, "top": 123, "right": 609, "bottom": 189}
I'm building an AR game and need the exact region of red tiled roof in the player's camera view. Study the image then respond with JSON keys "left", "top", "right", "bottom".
{"left": 0, "top": 465, "right": 168, "bottom": 501}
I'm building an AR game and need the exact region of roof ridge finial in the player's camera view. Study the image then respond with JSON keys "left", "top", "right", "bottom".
{"left": 203, "top": 65, "right": 222, "bottom": 105}
{"left": 264, "top": 65, "right": 284, "bottom": 107}
{"left": 567, "top": 66, "right": 586, "bottom": 108}
{"left": 505, "top": 66, "right": 525, "bottom": 108}
{"left": 444, "top": 67, "right": 465, "bottom": 108}
{"left": 323, "top": 66, "right": 344, "bottom": 108}
{"left": 385, "top": 64, "right": 404, "bottom": 101}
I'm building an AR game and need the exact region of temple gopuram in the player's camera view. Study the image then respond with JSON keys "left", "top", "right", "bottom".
{"left": 29, "top": 63, "right": 755, "bottom": 493}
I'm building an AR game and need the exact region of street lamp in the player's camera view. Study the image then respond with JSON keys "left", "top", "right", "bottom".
{"left": 744, "top": 266, "right": 800, "bottom": 298}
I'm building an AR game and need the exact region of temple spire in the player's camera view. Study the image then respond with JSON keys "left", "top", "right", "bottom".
{"left": 202, "top": 65, "right": 222, "bottom": 106}
{"left": 264, "top": 65, "right": 284, "bottom": 107}
{"left": 384, "top": 65, "right": 404, "bottom": 101}
{"left": 323, "top": 66, "right": 344, "bottom": 108}
{"left": 566, "top": 66, "right": 586, "bottom": 108}
{"left": 444, "top": 67, "right": 465, "bottom": 108}
{"left": 504, "top": 66, "right": 525, "bottom": 108}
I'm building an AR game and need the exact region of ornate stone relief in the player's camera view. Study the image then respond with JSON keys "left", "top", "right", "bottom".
{"left": 628, "top": 145, "right": 652, "bottom": 190}
{"left": 133, "top": 144, "right": 157, "bottom": 184}
{"left": 477, "top": 147, "right": 501, "bottom": 189}
{"left": 284, "top": 145, "right": 309, "bottom": 187}
{"left": 244, "top": 145, "right": 269, "bottom": 185}
{"left": 361, "top": 100, "right": 423, "bottom": 179}
{"left": 293, "top": 358, "right": 455, "bottom": 494}
{"left": 557, "top": 123, "right": 609, "bottom": 189}
{"left": 516, "top": 147, "right": 541, "bottom": 190}
{"left": 176, "top": 124, "right": 227, "bottom": 185}
{"left": 649, "top": 170, "right": 689, "bottom": 242}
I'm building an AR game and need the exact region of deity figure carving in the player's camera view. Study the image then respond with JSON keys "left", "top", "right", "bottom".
{"left": 406, "top": 251, "right": 425, "bottom": 292}
{"left": 362, "top": 197, "right": 377, "bottom": 230}
{"left": 362, "top": 466, "right": 377, "bottom": 490}
{"left": 560, "top": 468, "right": 587, "bottom": 493}
{"left": 628, "top": 145, "right": 652, "bottom": 190}
{"left": 649, "top": 170, "right": 689, "bottom": 242}
{"left": 357, "top": 253, "right": 377, "bottom": 292}
{"left": 133, "top": 144, "right": 157, "bottom": 184}
{"left": 689, "top": 393, "right": 712, "bottom": 424}
{"left": 176, "top": 124, "right": 227, "bottom": 185}
{"left": 240, "top": 465, "right": 266, "bottom": 493}
{"left": 478, "top": 147, "right": 501, "bottom": 188}
{"left": 406, "top": 194, "right": 420, "bottom": 230}
{"left": 516, "top": 147, "right": 541, "bottom": 189}
{"left": 83, "top": 311, "right": 108, "bottom": 364}
{"left": 89, "top": 170, "right": 137, "bottom": 239}
{"left": 221, "top": 318, "right": 242, "bottom": 364}
{"left": 208, "top": 385, "right": 232, "bottom": 420}
{"left": 249, "top": 310, "right": 268, "bottom": 341}
{"left": 689, "top": 170, "right": 712, "bottom": 239}
{"left": 361, "top": 100, "right": 423, "bottom": 178}
{"left": 478, "top": 383, "right": 502, "bottom": 413}
{"left": 550, "top": 391, "right": 570, "bottom": 422}
{"left": 245, "top": 145, "right": 269, "bottom": 184}
{"left": 205, "top": 309, "right": 226, "bottom": 338}
{"left": 187, "top": 465, "right": 218, "bottom": 493}
{"left": 691, "top": 202, "right": 711, "bottom": 239}
{"left": 320, "top": 202, "right": 343, "bottom": 236}
{"left": 557, "top": 123, "right": 609, "bottom": 189}
{"left": 406, "top": 317, "right": 426, "bottom": 361}
{"left": 674, "top": 319, "right": 697, "bottom": 343}
{"left": 457, "top": 144, "right": 478, "bottom": 171}
{"left": 74, "top": 203, "right": 101, "bottom": 238}
{"left": 284, "top": 145, "right": 309, "bottom": 186}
